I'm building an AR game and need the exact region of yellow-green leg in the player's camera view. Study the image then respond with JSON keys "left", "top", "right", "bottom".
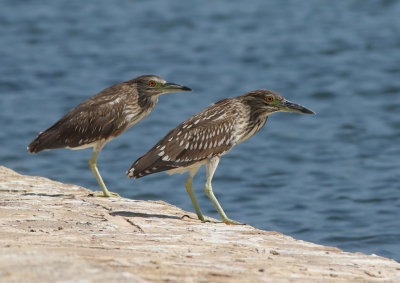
{"left": 184, "top": 167, "right": 217, "bottom": 223}
{"left": 89, "top": 149, "right": 119, "bottom": 197}
{"left": 205, "top": 157, "right": 242, "bottom": 225}
{"left": 185, "top": 175, "right": 205, "bottom": 220}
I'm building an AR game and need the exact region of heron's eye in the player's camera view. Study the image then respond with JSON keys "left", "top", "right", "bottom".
{"left": 148, "top": 80, "right": 157, "bottom": 87}
{"left": 266, "top": 96, "right": 274, "bottom": 103}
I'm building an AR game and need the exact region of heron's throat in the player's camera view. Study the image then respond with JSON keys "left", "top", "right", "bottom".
{"left": 138, "top": 94, "right": 158, "bottom": 108}
{"left": 237, "top": 115, "right": 268, "bottom": 145}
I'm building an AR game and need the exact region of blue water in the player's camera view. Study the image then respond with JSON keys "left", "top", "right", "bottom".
{"left": 1, "top": 0, "right": 400, "bottom": 261}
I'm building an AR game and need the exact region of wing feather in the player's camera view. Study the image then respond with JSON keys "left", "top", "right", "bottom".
{"left": 28, "top": 83, "right": 142, "bottom": 153}
{"left": 128, "top": 98, "right": 244, "bottom": 178}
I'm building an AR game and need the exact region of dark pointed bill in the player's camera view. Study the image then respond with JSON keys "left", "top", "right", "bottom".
{"left": 282, "top": 100, "right": 315, "bottom": 114}
{"left": 164, "top": 82, "right": 192, "bottom": 92}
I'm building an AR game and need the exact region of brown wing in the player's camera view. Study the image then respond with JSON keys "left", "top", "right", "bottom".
{"left": 128, "top": 98, "right": 243, "bottom": 178}
{"left": 28, "top": 83, "right": 141, "bottom": 153}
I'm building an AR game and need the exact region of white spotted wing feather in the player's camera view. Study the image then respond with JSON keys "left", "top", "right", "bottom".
{"left": 128, "top": 98, "right": 251, "bottom": 178}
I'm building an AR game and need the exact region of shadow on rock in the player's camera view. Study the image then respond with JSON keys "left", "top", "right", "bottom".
{"left": 110, "top": 211, "right": 181, "bottom": 220}
{"left": 22, "top": 192, "right": 75, "bottom": 198}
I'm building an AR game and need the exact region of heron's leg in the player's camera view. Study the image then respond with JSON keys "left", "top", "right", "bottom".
{"left": 205, "top": 157, "right": 242, "bottom": 225}
{"left": 184, "top": 167, "right": 217, "bottom": 223}
{"left": 185, "top": 174, "right": 205, "bottom": 220}
{"left": 89, "top": 149, "right": 119, "bottom": 197}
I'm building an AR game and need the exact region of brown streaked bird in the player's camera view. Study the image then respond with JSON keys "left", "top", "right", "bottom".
{"left": 28, "top": 75, "right": 191, "bottom": 197}
{"left": 127, "top": 90, "right": 315, "bottom": 224}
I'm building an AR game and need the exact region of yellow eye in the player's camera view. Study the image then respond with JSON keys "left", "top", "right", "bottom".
{"left": 266, "top": 96, "right": 274, "bottom": 102}
{"left": 148, "top": 80, "right": 156, "bottom": 87}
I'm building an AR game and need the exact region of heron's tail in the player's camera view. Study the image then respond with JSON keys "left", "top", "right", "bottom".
{"left": 27, "top": 129, "right": 63, "bottom": 154}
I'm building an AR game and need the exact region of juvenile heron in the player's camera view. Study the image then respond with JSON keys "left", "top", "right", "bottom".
{"left": 28, "top": 75, "right": 191, "bottom": 197}
{"left": 127, "top": 90, "right": 314, "bottom": 224}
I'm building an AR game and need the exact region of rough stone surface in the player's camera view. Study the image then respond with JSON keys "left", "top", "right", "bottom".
{"left": 0, "top": 165, "right": 399, "bottom": 282}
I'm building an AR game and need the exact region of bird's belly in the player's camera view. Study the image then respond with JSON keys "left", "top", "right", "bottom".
{"left": 66, "top": 138, "right": 110, "bottom": 151}
{"left": 67, "top": 142, "right": 97, "bottom": 150}
{"left": 166, "top": 160, "right": 207, "bottom": 175}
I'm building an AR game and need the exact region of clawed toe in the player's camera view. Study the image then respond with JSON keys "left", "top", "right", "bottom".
{"left": 223, "top": 218, "right": 244, "bottom": 225}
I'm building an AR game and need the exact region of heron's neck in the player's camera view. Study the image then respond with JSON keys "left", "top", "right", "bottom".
{"left": 237, "top": 110, "right": 269, "bottom": 145}
{"left": 138, "top": 95, "right": 158, "bottom": 109}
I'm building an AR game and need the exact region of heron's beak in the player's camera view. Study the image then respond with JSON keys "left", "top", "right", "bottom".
{"left": 281, "top": 100, "right": 315, "bottom": 114}
{"left": 162, "top": 82, "right": 192, "bottom": 93}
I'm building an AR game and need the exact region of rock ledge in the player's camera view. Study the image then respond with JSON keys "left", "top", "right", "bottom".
{"left": 0, "top": 166, "right": 399, "bottom": 282}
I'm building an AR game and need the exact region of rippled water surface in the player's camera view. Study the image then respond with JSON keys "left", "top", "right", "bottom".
{"left": 1, "top": 0, "right": 400, "bottom": 261}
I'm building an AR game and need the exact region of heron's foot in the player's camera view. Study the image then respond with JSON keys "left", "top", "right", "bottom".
{"left": 198, "top": 214, "right": 224, "bottom": 224}
{"left": 200, "top": 217, "right": 220, "bottom": 224}
{"left": 222, "top": 218, "right": 244, "bottom": 225}
{"left": 181, "top": 214, "right": 220, "bottom": 223}
{"left": 89, "top": 191, "right": 120, "bottom": 198}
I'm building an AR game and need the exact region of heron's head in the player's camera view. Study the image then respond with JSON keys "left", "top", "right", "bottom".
{"left": 243, "top": 90, "right": 315, "bottom": 116}
{"left": 133, "top": 75, "right": 191, "bottom": 97}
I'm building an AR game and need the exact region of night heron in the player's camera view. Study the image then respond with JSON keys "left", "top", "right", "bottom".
{"left": 28, "top": 75, "right": 191, "bottom": 197}
{"left": 127, "top": 90, "right": 314, "bottom": 224}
